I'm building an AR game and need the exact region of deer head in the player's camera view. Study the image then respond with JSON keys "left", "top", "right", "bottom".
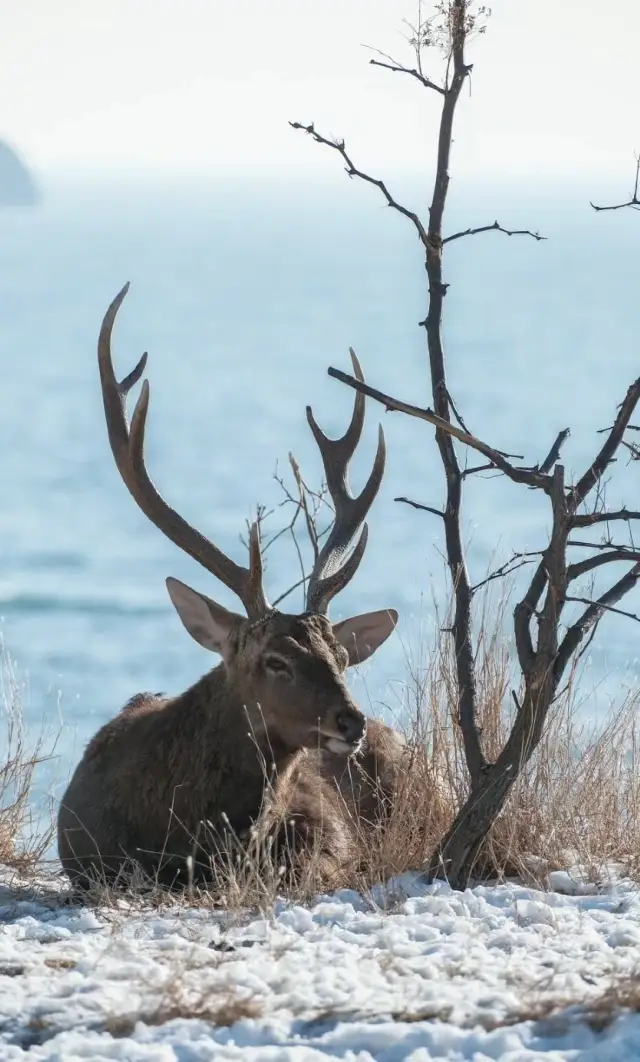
{"left": 97, "top": 283, "right": 398, "bottom": 755}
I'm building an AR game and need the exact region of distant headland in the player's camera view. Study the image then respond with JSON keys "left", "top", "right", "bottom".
{"left": 0, "top": 141, "right": 39, "bottom": 206}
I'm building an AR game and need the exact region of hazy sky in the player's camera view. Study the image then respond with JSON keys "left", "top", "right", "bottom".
{"left": 3, "top": 0, "right": 638, "bottom": 178}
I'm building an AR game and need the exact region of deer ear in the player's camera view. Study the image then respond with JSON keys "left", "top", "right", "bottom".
{"left": 165, "top": 577, "right": 242, "bottom": 661}
{"left": 332, "top": 609, "right": 398, "bottom": 667}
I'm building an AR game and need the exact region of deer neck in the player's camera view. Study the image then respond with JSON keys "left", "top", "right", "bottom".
{"left": 188, "top": 664, "right": 303, "bottom": 830}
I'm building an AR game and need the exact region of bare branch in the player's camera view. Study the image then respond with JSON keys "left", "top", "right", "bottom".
{"left": 513, "top": 558, "right": 548, "bottom": 677}
{"left": 573, "top": 507, "right": 640, "bottom": 528}
{"left": 567, "top": 550, "right": 640, "bottom": 583}
{"left": 591, "top": 154, "right": 640, "bottom": 212}
{"left": 367, "top": 55, "right": 446, "bottom": 94}
{"left": 539, "top": 428, "right": 571, "bottom": 474}
{"left": 288, "top": 452, "right": 320, "bottom": 562}
{"left": 462, "top": 462, "right": 500, "bottom": 478}
{"left": 565, "top": 595, "right": 640, "bottom": 624}
{"left": 289, "top": 122, "right": 428, "bottom": 246}
{"left": 506, "top": 464, "right": 569, "bottom": 744}
{"left": 513, "top": 466, "right": 570, "bottom": 679}
{"left": 395, "top": 496, "right": 444, "bottom": 518}
{"left": 328, "top": 367, "right": 550, "bottom": 490}
{"left": 591, "top": 202, "right": 640, "bottom": 213}
{"left": 259, "top": 455, "right": 333, "bottom": 609}
{"left": 443, "top": 219, "right": 545, "bottom": 244}
{"left": 442, "top": 390, "right": 525, "bottom": 455}
{"left": 569, "top": 622, "right": 600, "bottom": 678}
{"left": 568, "top": 538, "right": 637, "bottom": 552}
{"left": 556, "top": 562, "right": 640, "bottom": 680}
{"left": 445, "top": 387, "right": 470, "bottom": 433}
{"left": 568, "top": 377, "right": 640, "bottom": 512}
{"left": 471, "top": 551, "right": 540, "bottom": 594}
{"left": 272, "top": 577, "right": 307, "bottom": 609}
{"left": 597, "top": 422, "right": 640, "bottom": 434}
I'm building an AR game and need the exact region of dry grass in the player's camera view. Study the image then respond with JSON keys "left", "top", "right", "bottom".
{"left": 0, "top": 647, "right": 58, "bottom": 874}
{"left": 562, "top": 976, "right": 640, "bottom": 1033}
{"left": 114, "top": 957, "right": 640, "bottom": 1038}
{"left": 103, "top": 979, "right": 262, "bottom": 1038}
{"left": 380, "top": 969, "right": 640, "bottom": 1034}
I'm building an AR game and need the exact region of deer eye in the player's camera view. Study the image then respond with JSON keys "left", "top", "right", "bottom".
{"left": 264, "top": 655, "right": 293, "bottom": 679}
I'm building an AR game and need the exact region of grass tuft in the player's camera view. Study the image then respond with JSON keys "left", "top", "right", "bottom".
{"left": 0, "top": 646, "right": 58, "bottom": 875}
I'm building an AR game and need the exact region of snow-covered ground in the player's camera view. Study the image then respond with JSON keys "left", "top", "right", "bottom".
{"left": 2, "top": 871, "right": 640, "bottom": 1060}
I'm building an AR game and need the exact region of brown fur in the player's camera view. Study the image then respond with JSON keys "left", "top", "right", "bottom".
{"left": 57, "top": 612, "right": 371, "bottom": 890}
{"left": 319, "top": 719, "right": 409, "bottom": 827}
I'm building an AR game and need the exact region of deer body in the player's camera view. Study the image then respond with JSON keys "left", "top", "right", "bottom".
{"left": 57, "top": 284, "right": 400, "bottom": 890}
{"left": 58, "top": 671, "right": 276, "bottom": 887}
{"left": 59, "top": 614, "right": 379, "bottom": 888}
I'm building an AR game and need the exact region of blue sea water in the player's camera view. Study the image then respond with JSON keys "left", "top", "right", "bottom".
{"left": 0, "top": 173, "right": 638, "bottom": 824}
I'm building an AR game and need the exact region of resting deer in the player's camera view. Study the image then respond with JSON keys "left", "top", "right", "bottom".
{"left": 57, "top": 283, "right": 402, "bottom": 890}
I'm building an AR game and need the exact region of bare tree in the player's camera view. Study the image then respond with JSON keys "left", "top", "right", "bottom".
{"left": 291, "top": 0, "right": 640, "bottom": 887}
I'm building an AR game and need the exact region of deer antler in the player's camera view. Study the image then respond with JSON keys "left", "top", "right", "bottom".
{"left": 97, "top": 283, "right": 270, "bottom": 620}
{"left": 305, "top": 349, "right": 386, "bottom": 614}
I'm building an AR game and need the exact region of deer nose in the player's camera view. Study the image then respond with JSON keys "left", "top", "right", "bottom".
{"left": 336, "top": 709, "right": 366, "bottom": 745}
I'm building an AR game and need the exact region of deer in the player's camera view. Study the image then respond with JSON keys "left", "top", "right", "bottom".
{"left": 57, "top": 283, "right": 405, "bottom": 892}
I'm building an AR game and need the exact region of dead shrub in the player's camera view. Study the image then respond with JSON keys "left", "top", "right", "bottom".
{"left": 0, "top": 646, "right": 58, "bottom": 874}
{"left": 103, "top": 970, "right": 262, "bottom": 1036}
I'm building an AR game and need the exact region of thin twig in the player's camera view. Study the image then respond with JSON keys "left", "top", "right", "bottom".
{"left": 260, "top": 456, "right": 332, "bottom": 608}
{"left": 289, "top": 453, "right": 319, "bottom": 562}
{"left": 565, "top": 595, "right": 640, "bottom": 624}
{"left": 596, "top": 423, "right": 640, "bottom": 434}
{"left": 568, "top": 538, "right": 637, "bottom": 552}
{"left": 573, "top": 507, "right": 640, "bottom": 528}
{"left": 443, "top": 220, "right": 545, "bottom": 244}
{"left": 471, "top": 551, "right": 540, "bottom": 594}
{"left": 272, "top": 577, "right": 307, "bottom": 609}
{"left": 395, "top": 496, "right": 444, "bottom": 517}
{"left": 367, "top": 55, "right": 445, "bottom": 94}
{"left": 569, "top": 377, "right": 640, "bottom": 512}
{"left": 289, "top": 122, "right": 429, "bottom": 246}
{"left": 445, "top": 387, "right": 470, "bottom": 433}
{"left": 591, "top": 154, "right": 640, "bottom": 212}
{"left": 462, "top": 463, "right": 500, "bottom": 478}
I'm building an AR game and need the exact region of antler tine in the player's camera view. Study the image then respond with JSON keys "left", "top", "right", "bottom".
{"left": 306, "top": 348, "right": 366, "bottom": 474}
{"left": 305, "top": 349, "right": 386, "bottom": 615}
{"left": 98, "top": 283, "right": 270, "bottom": 619}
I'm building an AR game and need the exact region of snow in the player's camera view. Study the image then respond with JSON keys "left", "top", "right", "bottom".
{"left": 2, "top": 871, "right": 640, "bottom": 1060}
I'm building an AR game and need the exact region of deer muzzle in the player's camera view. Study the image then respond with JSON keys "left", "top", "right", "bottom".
{"left": 317, "top": 704, "right": 366, "bottom": 755}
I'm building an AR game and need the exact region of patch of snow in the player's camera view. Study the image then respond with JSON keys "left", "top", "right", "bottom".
{"left": 1, "top": 871, "right": 640, "bottom": 1059}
